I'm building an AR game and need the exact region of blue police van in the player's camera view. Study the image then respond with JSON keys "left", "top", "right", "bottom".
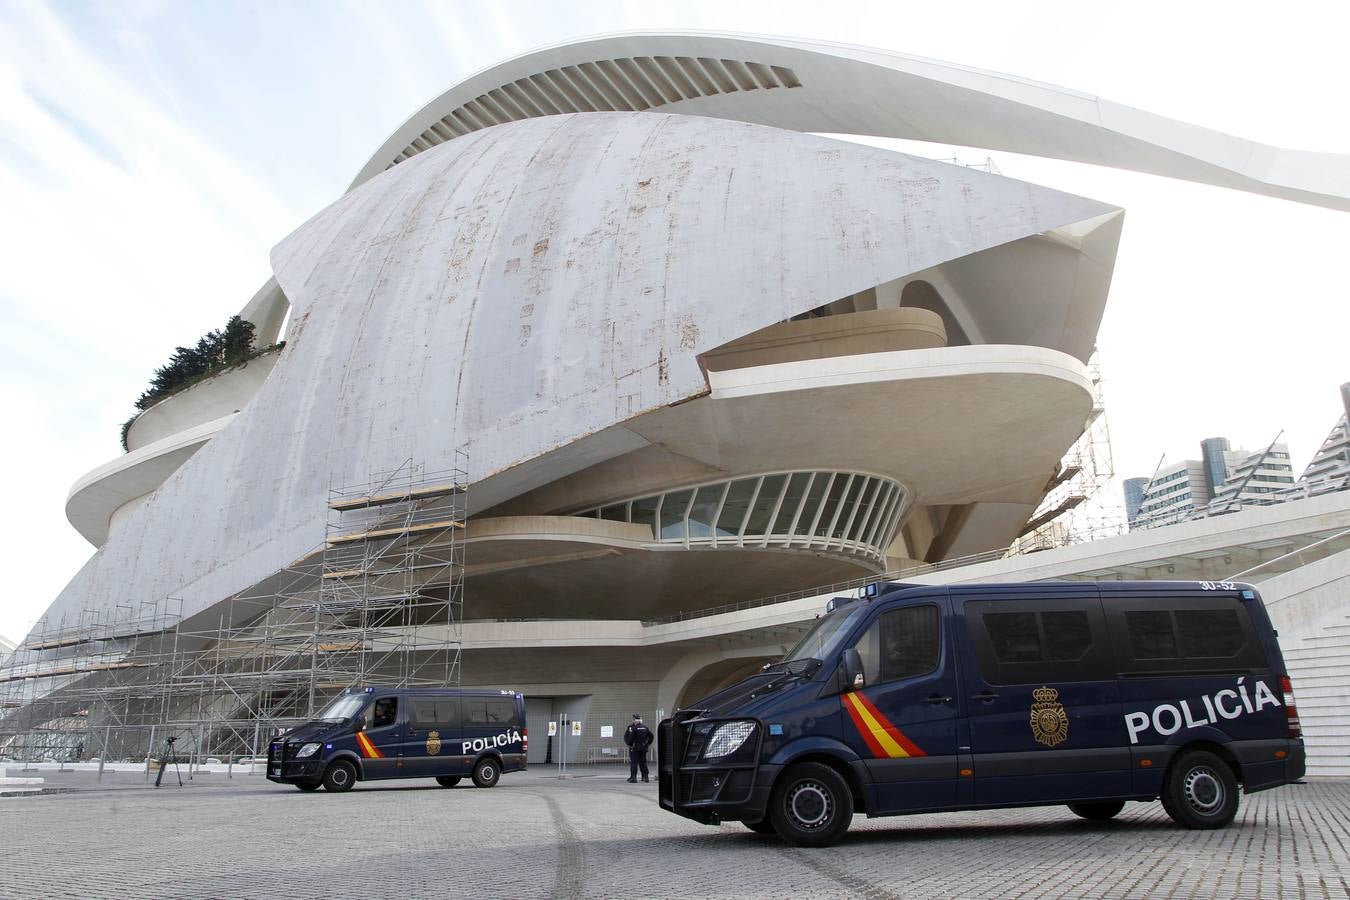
{"left": 658, "top": 581, "right": 1305, "bottom": 846}
{"left": 267, "top": 686, "right": 527, "bottom": 792}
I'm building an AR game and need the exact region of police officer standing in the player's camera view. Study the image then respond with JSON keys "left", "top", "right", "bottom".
{"left": 624, "top": 713, "right": 653, "bottom": 783}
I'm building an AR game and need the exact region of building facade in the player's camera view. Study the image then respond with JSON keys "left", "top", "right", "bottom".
{"left": 5, "top": 33, "right": 1350, "bottom": 763}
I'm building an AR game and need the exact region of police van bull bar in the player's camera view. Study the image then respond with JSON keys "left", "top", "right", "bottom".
{"left": 659, "top": 709, "right": 775, "bottom": 823}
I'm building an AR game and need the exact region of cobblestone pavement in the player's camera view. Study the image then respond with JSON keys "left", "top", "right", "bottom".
{"left": 1, "top": 770, "right": 1347, "bottom": 899}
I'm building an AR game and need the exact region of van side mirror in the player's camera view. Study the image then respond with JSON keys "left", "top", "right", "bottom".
{"left": 841, "top": 648, "right": 865, "bottom": 691}
{"left": 353, "top": 714, "right": 367, "bottom": 732}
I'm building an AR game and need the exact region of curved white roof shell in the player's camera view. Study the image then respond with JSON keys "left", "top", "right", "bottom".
{"left": 352, "top": 31, "right": 1350, "bottom": 211}
{"left": 39, "top": 111, "right": 1117, "bottom": 628}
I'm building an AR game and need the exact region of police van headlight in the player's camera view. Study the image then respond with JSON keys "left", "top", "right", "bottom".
{"left": 702, "top": 721, "right": 757, "bottom": 760}
{"left": 295, "top": 742, "right": 321, "bottom": 759}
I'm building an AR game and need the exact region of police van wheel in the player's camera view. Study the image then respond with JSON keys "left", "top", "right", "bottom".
{"left": 472, "top": 758, "right": 500, "bottom": 788}
{"left": 743, "top": 819, "right": 777, "bottom": 835}
{"left": 323, "top": 760, "right": 356, "bottom": 793}
{"left": 435, "top": 776, "right": 461, "bottom": 788}
{"left": 1067, "top": 800, "right": 1125, "bottom": 821}
{"left": 768, "top": 762, "right": 853, "bottom": 847}
{"left": 295, "top": 782, "right": 321, "bottom": 792}
{"left": 1162, "top": 750, "right": 1239, "bottom": 829}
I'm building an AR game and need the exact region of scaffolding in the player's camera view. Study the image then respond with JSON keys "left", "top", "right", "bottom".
{"left": 1015, "top": 353, "right": 1128, "bottom": 553}
{"left": 0, "top": 456, "right": 467, "bottom": 766}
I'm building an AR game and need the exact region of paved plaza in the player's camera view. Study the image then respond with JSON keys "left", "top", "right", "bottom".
{"left": 1, "top": 769, "right": 1347, "bottom": 898}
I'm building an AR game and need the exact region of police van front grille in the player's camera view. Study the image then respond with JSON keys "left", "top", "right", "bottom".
{"left": 683, "top": 727, "right": 711, "bottom": 765}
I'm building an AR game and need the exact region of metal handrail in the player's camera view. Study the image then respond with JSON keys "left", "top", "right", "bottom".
{"left": 1226, "top": 527, "right": 1350, "bottom": 581}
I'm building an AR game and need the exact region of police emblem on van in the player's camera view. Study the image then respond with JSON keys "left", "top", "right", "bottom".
{"left": 426, "top": 731, "right": 441, "bottom": 755}
{"left": 1030, "top": 685, "right": 1068, "bottom": 748}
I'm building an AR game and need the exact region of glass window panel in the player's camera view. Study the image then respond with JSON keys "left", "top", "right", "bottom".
{"left": 743, "top": 474, "right": 786, "bottom": 536}
{"left": 858, "top": 605, "right": 941, "bottom": 684}
{"left": 812, "top": 474, "right": 849, "bottom": 538}
{"left": 600, "top": 503, "right": 628, "bottom": 522}
{"left": 772, "top": 473, "right": 814, "bottom": 536}
{"left": 687, "top": 484, "right": 726, "bottom": 539}
{"left": 630, "top": 496, "right": 659, "bottom": 537}
{"left": 410, "top": 697, "right": 437, "bottom": 728}
{"left": 659, "top": 490, "right": 692, "bottom": 540}
{"left": 847, "top": 478, "right": 884, "bottom": 545}
{"left": 832, "top": 475, "right": 867, "bottom": 540}
{"left": 1042, "top": 611, "right": 1092, "bottom": 661}
{"left": 872, "top": 487, "right": 907, "bottom": 551}
{"left": 984, "top": 612, "right": 1041, "bottom": 663}
{"left": 861, "top": 483, "right": 896, "bottom": 550}
{"left": 1176, "top": 609, "right": 1245, "bottom": 657}
{"left": 433, "top": 699, "right": 460, "bottom": 728}
{"left": 464, "top": 699, "right": 489, "bottom": 724}
{"left": 371, "top": 696, "right": 399, "bottom": 729}
{"left": 486, "top": 699, "right": 518, "bottom": 725}
{"left": 793, "top": 474, "right": 830, "bottom": 539}
{"left": 1125, "top": 610, "right": 1178, "bottom": 659}
{"left": 716, "top": 479, "right": 757, "bottom": 537}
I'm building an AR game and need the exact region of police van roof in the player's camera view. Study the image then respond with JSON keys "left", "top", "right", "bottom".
{"left": 869, "top": 580, "right": 1257, "bottom": 599}
{"left": 348, "top": 686, "right": 522, "bottom": 696}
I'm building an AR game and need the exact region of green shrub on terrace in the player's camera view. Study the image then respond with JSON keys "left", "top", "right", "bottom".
{"left": 119, "top": 316, "right": 284, "bottom": 451}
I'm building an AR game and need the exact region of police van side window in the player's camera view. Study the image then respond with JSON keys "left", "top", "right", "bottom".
{"left": 486, "top": 699, "right": 517, "bottom": 725}
{"left": 966, "top": 599, "right": 1109, "bottom": 684}
{"left": 411, "top": 698, "right": 460, "bottom": 730}
{"left": 411, "top": 698, "right": 437, "bottom": 728}
{"left": 1109, "top": 596, "right": 1266, "bottom": 674}
{"left": 856, "top": 605, "right": 940, "bottom": 685}
{"left": 464, "top": 700, "right": 488, "bottom": 725}
{"left": 1125, "top": 611, "right": 1177, "bottom": 659}
{"left": 983, "top": 610, "right": 1094, "bottom": 664}
{"left": 984, "top": 612, "right": 1040, "bottom": 663}
{"left": 1176, "top": 609, "right": 1245, "bottom": 657}
{"left": 371, "top": 697, "right": 398, "bottom": 729}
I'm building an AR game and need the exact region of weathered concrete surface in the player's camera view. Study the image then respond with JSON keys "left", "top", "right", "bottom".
{"left": 36, "top": 112, "right": 1118, "bottom": 631}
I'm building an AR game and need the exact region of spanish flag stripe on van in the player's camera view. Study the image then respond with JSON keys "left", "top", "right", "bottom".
{"left": 355, "top": 731, "right": 383, "bottom": 759}
{"left": 843, "top": 691, "right": 926, "bottom": 758}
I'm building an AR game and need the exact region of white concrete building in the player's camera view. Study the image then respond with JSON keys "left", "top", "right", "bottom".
{"left": 1131, "top": 461, "right": 1211, "bottom": 528}
{"left": 5, "top": 32, "right": 1350, "bottom": 762}
{"left": 1299, "top": 384, "right": 1350, "bottom": 493}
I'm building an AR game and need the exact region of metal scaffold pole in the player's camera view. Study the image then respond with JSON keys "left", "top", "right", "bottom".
{"left": 0, "top": 453, "right": 467, "bottom": 763}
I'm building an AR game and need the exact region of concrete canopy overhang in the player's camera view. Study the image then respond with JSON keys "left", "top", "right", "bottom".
{"left": 64, "top": 413, "right": 235, "bottom": 546}
{"left": 448, "top": 344, "right": 1093, "bottom": 615}
{"left": 619, "top": 343, "right": 1093, "bottom": 507}
{"left": 352, "top": 31, "right": 1350, "bottom": 213}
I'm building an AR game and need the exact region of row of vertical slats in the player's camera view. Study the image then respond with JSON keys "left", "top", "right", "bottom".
{"left": 383, "top": 57, "right": 802, "bottom": 172}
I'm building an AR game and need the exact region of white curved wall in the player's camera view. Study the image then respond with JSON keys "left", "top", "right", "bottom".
{"left": 65, "top": 413, "right": 235, "bottom": 546}
{"left": 126, "top": 349, "right": 280, "bottom": 451}
{"left": 38, "top": 112, "right": 1118, "bottom": 633}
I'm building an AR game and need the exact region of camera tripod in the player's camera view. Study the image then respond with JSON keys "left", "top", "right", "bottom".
{"left": 154, "top": 736, "right": 183, "bottom": 788}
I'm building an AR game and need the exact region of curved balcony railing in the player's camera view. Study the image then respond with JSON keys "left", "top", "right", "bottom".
{"left": 578, "top": 470, "right": 908, "bottom": 564}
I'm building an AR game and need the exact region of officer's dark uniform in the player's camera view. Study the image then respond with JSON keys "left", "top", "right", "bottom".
{"left": 624, "top": 714, "right": 652, "bottom": 782}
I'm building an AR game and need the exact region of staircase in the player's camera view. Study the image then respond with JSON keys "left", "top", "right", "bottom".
{"left": 1280, "top": 616, "right": 1350, "bottom": 778}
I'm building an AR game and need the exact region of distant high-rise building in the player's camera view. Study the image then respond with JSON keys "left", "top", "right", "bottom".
{"left": 1298, "top": 383, "right": 1350, "bottom": 493}
{"left": 1122, "top": 477, "right": 1148, "bottom": 523}
{"left": 1126, "top": 384, "right": 1350, "bottom": 528}
{"left": 1205, "top": 442, "right": 1297, "bottom": 514}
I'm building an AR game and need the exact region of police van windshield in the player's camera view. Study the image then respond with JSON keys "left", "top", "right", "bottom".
{"left": 779, "top": 605, "right": 867, "bottom": 666}
{"left": 317, "top": 694, "right": 368, "bottom": 722}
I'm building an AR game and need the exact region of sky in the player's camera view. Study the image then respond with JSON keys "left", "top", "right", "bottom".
{"left": 1, "top": 0, "right": 1347, "bottom": 642}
